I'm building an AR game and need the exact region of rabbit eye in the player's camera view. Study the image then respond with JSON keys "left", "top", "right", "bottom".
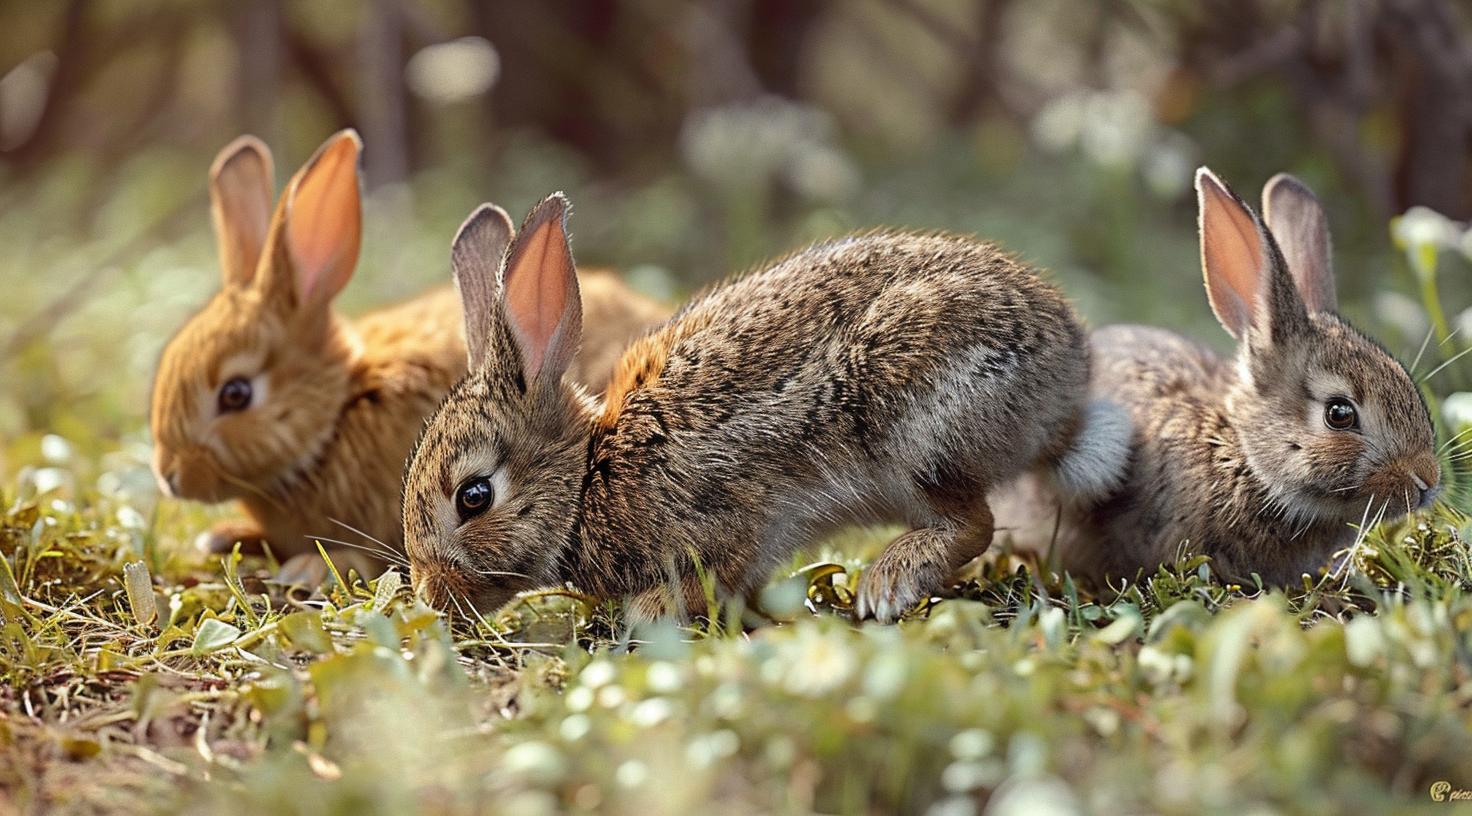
{"left": 455, "top": 477, "right": 495, "bottom": 522}
{"left": 1324, "top": 397, "right": 1358, "bottom": 431}
{"left": 218, "top": 377, "right": 253, "bottom": 414}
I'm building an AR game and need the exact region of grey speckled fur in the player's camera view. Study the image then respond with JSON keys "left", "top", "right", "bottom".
{"left": 403, "top": 194, "right": 1098, "bottom": 622}
{"left": 993, "top": 169, "right": 1438, "bottom": 586}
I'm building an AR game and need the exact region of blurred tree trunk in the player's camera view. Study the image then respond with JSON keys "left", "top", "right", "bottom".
{"left": 231, "top": 0, "right": 282, "bottom": 147}
{"left": 1177, "top": 0, "right": 1472, "bottom": 219}
{"left": 2, "top": 0, "right": 88, "bottom": 170}
{"left": 683, "top": 0, "right": 764, "bottom": 107}
{"left": 745, "top": 0, "right": 821, "bottom": 99}
{"left": 359, "top": 0, "right": 409, "bottom": 190}
{"left": 1387, "top": 0, "right": 1472, "bottom": 219}
{"left": 283, "top": 25, "right": 357, "bottom": 135}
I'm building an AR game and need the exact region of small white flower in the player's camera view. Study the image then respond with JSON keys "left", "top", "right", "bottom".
{"left": 1393, "top": 206, "right": 1461, "bottom": 250}
{"left": 579, "top": 659, "right": 616, "bottom": 689}
{"left": 501, "top": 742, "right": 566, "bottom": 786}
{"left": 1375, "top": 291, "right": 1430, "bottom": 341}
{"left": 645, "top": 661, "right": 684, "bottom": 694}
{"left": 1443, "top": 392, "right": 1472, "bottom": 429}
{"left": 1031, "top": 93, "right": 1085, "bottom": 153}
{"left": 405, "top": 38, "right": 499, "bottom": 103}
{"left": 627, "top": 698, "right": 672, "bottom": 727}
{"left": 779, "top": 626, "right": 856, "bottom": 697}
{"left": 40, "top": 434, "right": 72, "bottom": 464}
{"left": 116, "top": 506, "right": 147, "bottom": 530}
{"left": 1079, "top": 89, "right": 1151, "bottom": 168}
{"left": 615, "top": 759, "right": 648, "bottom": 788}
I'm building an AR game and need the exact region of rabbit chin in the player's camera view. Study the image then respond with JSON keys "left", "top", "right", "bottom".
{"left": 411, "top": 567, "right": 519, "bottom": 620}
{"left": 1281, "top": 482, "right": 1418, "bottom": 529}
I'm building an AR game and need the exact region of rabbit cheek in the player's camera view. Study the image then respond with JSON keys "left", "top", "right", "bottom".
{"left": 1306, "top": 430, "right": 1365, "bottom": 478}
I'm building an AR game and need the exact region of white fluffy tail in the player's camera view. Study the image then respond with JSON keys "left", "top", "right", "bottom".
{"left": 1053, "top": 399, "right": 1132, "bottom": 502}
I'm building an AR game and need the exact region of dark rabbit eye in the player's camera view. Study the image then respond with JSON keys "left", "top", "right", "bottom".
{"left": 455, "top": 476, "right": 495, "bottom": 522}
{"left": 218, "top": 377, "right": 253, "bottom": 413}
{"left": 1324, "top": 397, "right": 1358, "bottom": 431}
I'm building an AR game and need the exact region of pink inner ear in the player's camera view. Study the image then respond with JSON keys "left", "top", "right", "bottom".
{"left": 1199, "top": 175, "right": 1265, "bottom": 339}
{"left": 209, "top": 140, "right": 274, "bottom": 287}
{"left": 504, "top": 215, "right": 572, "bottom": 379}
{"left": 285, "top": 135, "right": 361, "bottom": 305}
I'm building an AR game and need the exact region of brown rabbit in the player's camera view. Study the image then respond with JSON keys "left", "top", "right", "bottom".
{"left": 993, "top": 168, "right": 1440, "bottom": 586}
{"left": 401, "top": 194, "right": 1127, "bottom": 623}
{"left": 150, "top": 131, "right": 666, "bottom": 582}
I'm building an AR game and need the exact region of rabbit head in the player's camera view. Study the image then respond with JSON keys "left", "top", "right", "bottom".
{"left": 1197, "top": 168, "right": 1439, "bottom": 526}
{"left": 403, "top": 195, "right": 591, "bottom": 614}
{"left": 151, "top": 131, "right": 365, "bottom": 504}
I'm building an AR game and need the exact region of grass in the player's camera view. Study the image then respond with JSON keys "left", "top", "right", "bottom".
{"left": 2, "top": 448, "right": 1471, "bottom": 815}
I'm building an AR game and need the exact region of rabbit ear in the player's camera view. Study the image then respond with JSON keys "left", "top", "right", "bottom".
{"left": 500, "top": 193, "right": 583, "bottom": 386}
{"left": 209, "top": 135, "right": 275, "bottom": 288}
{"left": 451, "top": 204, "right": 516, "bottom": 370}
{"left": 1262, "top": 173, "right": 1336, "bottom": 314}
{"left": 279, "top": 129, "right": 363, "bottom": 308}
{"left": 1196, "top": 167, "right": 1308, "bottom": 344}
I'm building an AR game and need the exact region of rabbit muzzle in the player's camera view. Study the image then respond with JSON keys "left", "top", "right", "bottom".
{"left": 1361, "top": 452, "right": 1440, "bottom": 517}
{"left": 152, "top": 445, "right": 232, "bottom": 503}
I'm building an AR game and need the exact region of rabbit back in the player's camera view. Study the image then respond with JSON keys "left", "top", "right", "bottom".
{"left": 576, "top": 232, "right": 1089, "bottom": 597}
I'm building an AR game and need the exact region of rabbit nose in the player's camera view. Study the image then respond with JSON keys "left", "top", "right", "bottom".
{"left": 153, "top": 454, "right": 179, "bottom": 498}
{"left": 1413, "top": 474, "right": 1439, "bottom": 509}
{"left": 1411, "top": 467, "right": 1439, "bottom": 510}
{"left": 1412, "top": 453, "right": 1440, "bottom": 508}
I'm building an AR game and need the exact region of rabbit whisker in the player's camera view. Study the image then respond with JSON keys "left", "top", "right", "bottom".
{"left": 1442, "top": 440, "right": 1472, "bottom": 457}
{"left": 327, "top": 516, "right": 398, "bottom": 553}
{"left": 1419, "top": 344, "right": 1472, "bottom": 384}
{"left": 447, "top": 594, "right": 477, "bottom": 636}
{"left": 317, "top": 533, "right": 406, "bottom": 563}
{"left": 1437, "top": 425, "right": 1472, "bottom": 453}
{"left": 325, "top": 516, "right": 407, "bottom": 563}
{"left": 305, "top": 534, "right": 411, "bottom": 569}
{"left": 468, "top": 567, "right": 532, "bottom": 580}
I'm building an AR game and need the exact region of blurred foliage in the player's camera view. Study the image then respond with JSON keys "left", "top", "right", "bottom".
{"left": 1, "top": 469, "right": 1471, "bottom": 814}
{"left": 4, "top": 0, "right": 1472, "bottom": 814}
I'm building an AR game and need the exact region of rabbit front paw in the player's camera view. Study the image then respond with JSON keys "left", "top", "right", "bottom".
{"left": 195, "top": 521, "right": 267, "bottom": 556}
{"left": 276, "top": 552, "right": 330, "bottom": 589}
{"left": 854, "top": 535, "right": 954, "bottom": 624}
{"left": 275, "top": 549, "right": 386, "bottom": 591}
{"left": 855, "top": 563, "right": 938, "bottom": 623}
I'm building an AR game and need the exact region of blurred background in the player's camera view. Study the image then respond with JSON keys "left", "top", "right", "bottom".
{"left": 2, "top": 0, "right": 1472, "bottom": 475}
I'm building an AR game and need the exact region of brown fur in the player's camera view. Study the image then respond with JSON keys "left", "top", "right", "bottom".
{"left": 992, "top": 169, "right": 1438, "bottom": 586}
{"left": 403, "top": 196, "right": 1094, "bottom": 623}
{"left": 150, "top": 135, "right": 667, "bottom": 580}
